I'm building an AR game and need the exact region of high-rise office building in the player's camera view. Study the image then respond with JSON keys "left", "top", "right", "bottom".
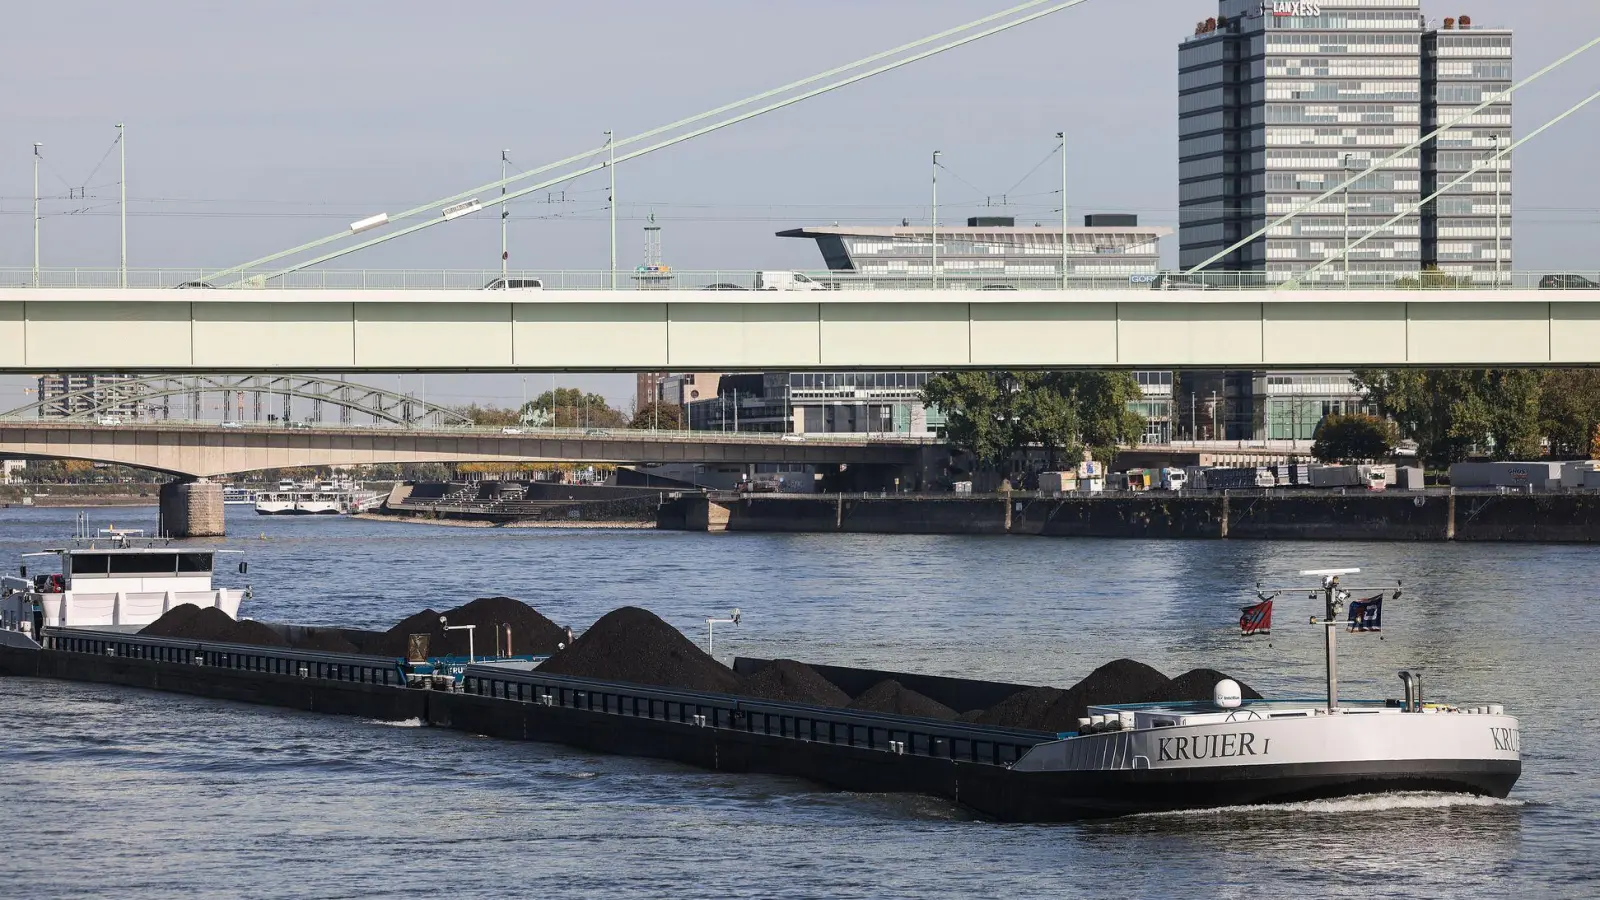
{"left": 1423, "top": 19, "right": 1513, "bottom": 282}
{"left": 1179, "top": 1, "right": 1510, "bottom": 284}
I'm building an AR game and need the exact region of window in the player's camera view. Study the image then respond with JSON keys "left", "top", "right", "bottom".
{"left": 70, "top": 554, "right": 110, "bottom": 576}
{"left": 178, "top": 553, "right": 213, "bottom": 573}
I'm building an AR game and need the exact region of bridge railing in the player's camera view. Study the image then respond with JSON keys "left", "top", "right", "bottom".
{"left": 0, "top": 417, "right": 942, "bottom": 445}
{"left": 4, "top": 268, "right": 1595, "bottom": 292}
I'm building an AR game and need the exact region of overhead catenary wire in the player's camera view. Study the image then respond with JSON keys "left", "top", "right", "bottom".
{"left": 1286, "top": 86, "right": 1600, "bottom": 286}
{"left": 1185, "top": 32, "right": 1600, "bottom": 275}
{"left": 208, "top": 0, "right": 1094, "bottom": 284}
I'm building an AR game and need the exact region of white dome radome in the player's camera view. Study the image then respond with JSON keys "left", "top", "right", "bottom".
{"left": 1213, "top": 679, "right": 1243, "bottom": 709}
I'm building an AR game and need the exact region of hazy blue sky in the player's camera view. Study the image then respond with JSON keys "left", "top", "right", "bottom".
{"left": 5, "top": 0, "right": 1600, "bottom": 411}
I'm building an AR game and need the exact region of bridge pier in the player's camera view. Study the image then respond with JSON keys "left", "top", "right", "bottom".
{"left": 160, "top": 479, "right": 225, "bottom": 538}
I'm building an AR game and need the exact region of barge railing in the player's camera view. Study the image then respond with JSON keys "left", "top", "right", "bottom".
{"left": 462, "top": 666, "right": 1054, "bottom": 768}
{"left": 42, "top": 626, "right": 408, "bottom": 686}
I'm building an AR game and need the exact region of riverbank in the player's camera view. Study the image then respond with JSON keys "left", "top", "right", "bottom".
{"left": 660, "top": 491, "right": 1600, "bottom": 543}
{"left": 352, "top": 512, "right": 655, "bottom": 529}
{"left": 0, "top": 483, "right": 165, "bottom": 507}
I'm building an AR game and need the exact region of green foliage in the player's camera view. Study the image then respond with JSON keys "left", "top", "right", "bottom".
{"left": 1392, "top": 267, "right": 1475, "bottom": 290}
{"left": 520, "top": 388, "right": 626, "bottom": 429}
{"left": 1539, "top": 370, "right": 1600, "bottom": 458}
{"left": 629, "top": 401, "right": 683, "bottom": 430}
{"left": 1311, "top": 413, "right": 1396, "bottom": 463}
{"left": 922, "top": 370, "right": 1144, "bottom": 469}
{"left": 1355, "top": 369, "right": 1549, "bottom": 467}
{"left": 452, "top": 403, "right": 521, "bottom": 426}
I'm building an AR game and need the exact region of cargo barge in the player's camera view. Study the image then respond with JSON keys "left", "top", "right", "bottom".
{"left": 0, "top": 536, "right": 1521, "bottom": 821}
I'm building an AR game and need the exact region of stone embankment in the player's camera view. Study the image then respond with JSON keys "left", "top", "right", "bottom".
{"left": 660, "top": 491, "right": 1600, "bottom": 543}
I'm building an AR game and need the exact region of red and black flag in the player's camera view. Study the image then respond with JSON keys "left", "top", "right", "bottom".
{"left": 1240, "top": 599, "right": 1273, "bottom": 637}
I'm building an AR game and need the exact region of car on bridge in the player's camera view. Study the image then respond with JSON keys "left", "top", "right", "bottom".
{"left": 1539, "top": 274, "right": 1600, "bottom": 290}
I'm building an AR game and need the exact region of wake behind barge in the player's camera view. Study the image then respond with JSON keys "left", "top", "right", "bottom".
{"left": 0, "top": 624, "right": 1519, "bottom": 822}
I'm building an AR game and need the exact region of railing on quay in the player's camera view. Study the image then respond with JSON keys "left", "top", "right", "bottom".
{"left": 5, "top": 267, "right": 1597, "bottom": 292}
{"left": 461, "top": 666, "right": 1052, "bottom": 767}
{"left": 42, "top": 626, "right": 407, "bottom": 686}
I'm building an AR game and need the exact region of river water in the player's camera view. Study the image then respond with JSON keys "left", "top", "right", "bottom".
{"left": 0, "top": 507, "right": 1595, "bottom": 898}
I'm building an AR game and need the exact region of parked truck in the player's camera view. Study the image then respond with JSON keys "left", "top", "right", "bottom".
{"left": 1205, "top": 467, "right": 1277, "bottom": 490}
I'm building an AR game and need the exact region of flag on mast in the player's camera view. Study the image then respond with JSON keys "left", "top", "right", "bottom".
{"left": 1348, "top": 593, "right": 1384, "bottom": 632}
{"left": 1240, "top": 598, "right": 1273, "bottom": 637}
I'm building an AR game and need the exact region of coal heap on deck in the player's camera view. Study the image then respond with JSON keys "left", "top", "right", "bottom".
{"left": 141, "top": 605, "right": 287, "bottom": 647}
{"left": 538, "top": 606, "right": 742, "bottom": 694}
{"left": 740, "top": 659, "right": 851, "bottom": 707}
{"left": 847, "top": 679, "right": 958, "bottom": 720}
{"left": 973, "top": 659, "right": 1262, "bottom": 734}
{"left": 374, "top": 596, "right": 568, "bottom": 658}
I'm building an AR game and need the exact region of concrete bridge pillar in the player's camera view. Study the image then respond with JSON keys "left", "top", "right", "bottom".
{"left": 160, "top": 479, "right": 225, "bottom": 538}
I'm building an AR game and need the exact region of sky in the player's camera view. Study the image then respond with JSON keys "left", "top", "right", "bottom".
{"left": 4, "top": 0, "right": 1600, "bottom": 412}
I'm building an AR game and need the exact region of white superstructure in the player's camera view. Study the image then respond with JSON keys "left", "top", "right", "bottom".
{"left": 0, "top": 530, "right": 247, "bottom": 638}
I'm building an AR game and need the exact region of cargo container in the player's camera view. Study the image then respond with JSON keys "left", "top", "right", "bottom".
{"left": 1205, "top": 467, "right": 1276, "bottom": 490}
{"left": 1448, "top": 462, "right": 1563, "bottom": 491}
{"left": 1038, "top": 471, "right": 1078, "bottom": 493}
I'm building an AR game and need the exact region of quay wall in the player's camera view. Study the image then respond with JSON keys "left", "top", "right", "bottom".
{"left": 660, "top": 492, "right": 1600, "bottom": 543}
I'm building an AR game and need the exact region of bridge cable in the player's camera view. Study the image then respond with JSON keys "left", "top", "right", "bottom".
{"left": 202, "top": 0, "right": 1091, "bottom": 283}
{"left": 1185, "top": 32, "right": 1600, "bottom": 275}
{"left": 1285, "top": 85, "right": 1600, "bottom": 287}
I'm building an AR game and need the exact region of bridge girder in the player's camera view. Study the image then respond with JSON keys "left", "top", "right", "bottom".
{"left": 2, "top": 374, "right": 471, "bottom": 426}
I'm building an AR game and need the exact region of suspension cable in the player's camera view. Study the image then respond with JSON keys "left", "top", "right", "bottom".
{"left": 202, "top": 0, "right": 1078, "bottom": 283}
{"left": 1285, "top": 86, "right": 1600, "bottom": 287}
{"left": 248, "top": 0, "right": 1095, "bottom": 283}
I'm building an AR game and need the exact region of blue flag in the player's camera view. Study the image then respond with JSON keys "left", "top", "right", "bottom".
{"left": 1347, "top": 594, "right": 1383, "bottom": 633}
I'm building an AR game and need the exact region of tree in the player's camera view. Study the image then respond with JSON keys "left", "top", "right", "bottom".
{"left": 922, "top": 370, "right": 1144, "bottom": 472}
{"left": 453, "top": 403, "right": 521, "bottom": 427}
{"left": 1311, "top": 413, "right": 1396, "bottom": 463}
{"left": 1538, "top": 369, "right": 1600, "bottom": 458}
{"left": 520, "top": 388, "right": 627, "bottom": 429}
{"left": 629, "top": 401, "right": 683, "bottom": 431}
{"left": 1355, "top": 369, "right": 1546, "bottom": 467}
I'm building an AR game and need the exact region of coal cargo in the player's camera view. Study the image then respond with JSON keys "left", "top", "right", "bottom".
{"left": 374, "top": 596, "right": 568, "bottom": 658}
{"left": 739, "top": 659, "right": 850, "bottom": 707}
{"left": 846, "top": 679, "right": 959, "bottom": 720}
{"left": 537, "top": 606, "right": 741, "bottom": 694}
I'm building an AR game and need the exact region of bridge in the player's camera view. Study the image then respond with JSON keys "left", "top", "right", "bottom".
{"left": 0, "top": 421, "right": 930, "bottom": 479}
{"left": 2, "top": 277, "right": 1597, "bottom": 370}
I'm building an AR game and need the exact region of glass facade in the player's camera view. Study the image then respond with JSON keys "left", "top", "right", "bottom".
{"left": 1179, "top": 2, "right": 1507, "bottom": 285}
{"left": 781, "top": 225, "right": 1169, "bottom": 282}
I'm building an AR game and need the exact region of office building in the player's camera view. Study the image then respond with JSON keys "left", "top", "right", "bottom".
{"left": 779, "top": 216, "right": 1171, "bottom": 284}
{"left": 1179, "top": 2, "right": 1510, "bottom": 284}
{"left": 36, "top": 374, "right": 141, "bottom": 419}
{"left": 686, "top": 372, "right": 944, "bottom": 436}
{"left": 1422, "top": 19, "right": 1513, "bottom": 281}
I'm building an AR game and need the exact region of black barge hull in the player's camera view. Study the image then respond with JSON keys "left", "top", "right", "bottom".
{"left": 0, "top": 632, "right": 1519, "bottom": 822}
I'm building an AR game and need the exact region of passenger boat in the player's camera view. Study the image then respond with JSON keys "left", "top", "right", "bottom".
{"left": 222, "top": 486, "right": 256, "bottom": 505}
{"left": 0, "top": 526, "right": 248, "bottom": 647}
{"left": 254, "top": 480, "right": 352, "bottom": 515}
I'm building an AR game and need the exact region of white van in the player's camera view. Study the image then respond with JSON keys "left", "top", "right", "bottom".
{"left": 482, "top": 277, "right": 544, "bottom": 291}
{"left": 755, "top": 271, "right": 826, "bottom": 291}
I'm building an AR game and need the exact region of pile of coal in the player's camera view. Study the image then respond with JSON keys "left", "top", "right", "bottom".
{"left": 289, "top": 627, "right": 363, "bottom": 655}
{"left": 973, "top": 660, "right": 1261, "bottom": 733}
{"left": 739, "top": 659, "right": 851, "bottom": 707}
{"left": 846, "top": 679, "right": 958, "bottom": 721}
{"left": 373, "top": 596, "right": 568, "bottom": 658}
{"left": 140, "top": 605, "right": 288, "bottom": 647}
{"left": 1170, "top": 667, "right": 1263, "bottom": 703}
{"left": 539, "top": 606, "right": 741, "bottom": 694}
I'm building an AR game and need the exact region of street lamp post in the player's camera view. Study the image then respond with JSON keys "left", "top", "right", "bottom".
{"left": 501, "top": 149, "right": 510, "bottom": 283}
{"left": 32, "top": 142, "right": 41, "bottom": 288}
{"left": 931, "top": 150, "right": 941, "bottom": 289}
{"left": 606, "top": 130, "right": 616, "bottom": 291}
{"left": 1057, "top": 131, "right": 1068, "bottom": 290}
{"left": 1494, "top": 133, "right": 1506, "bottom": 288}
{"left": 118, "top": 124, "right": 126, "bottom": 288}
